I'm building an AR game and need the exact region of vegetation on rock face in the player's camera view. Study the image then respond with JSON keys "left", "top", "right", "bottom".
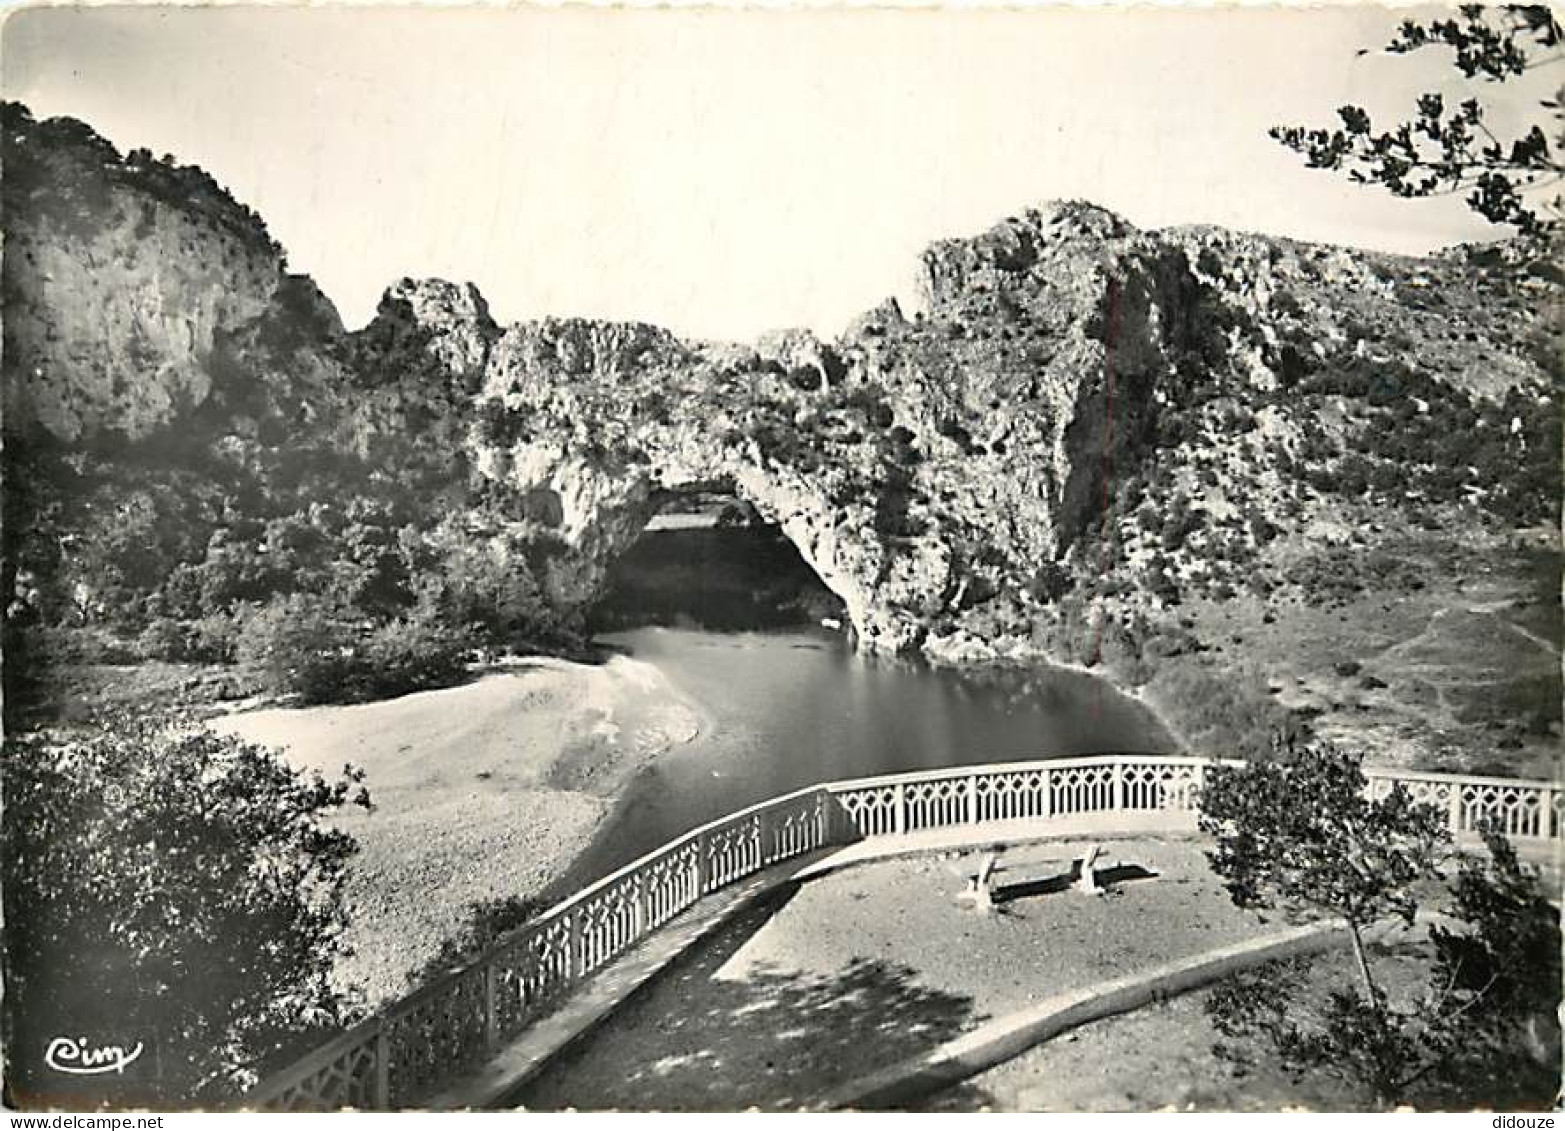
{"left": 1199, "top": 744, "right": 1561, "bottom": 1108}
{"left": 1, "top": 106, "right": 584, "bottom": 722}
{"left": 3, "top": 99, "right": 1559, "bottom": 766}
{"left": 1, "top": 716, "right": 371, "bottom": 1105}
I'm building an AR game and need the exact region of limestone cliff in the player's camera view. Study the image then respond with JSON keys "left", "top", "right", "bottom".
{"left": 1, "top": 104, "right": 303, "bottom": 443}
{"left": 442, "top": 203, "right": 1557, "bottom": 657}
{"left": 5, "top": 103, "right": 1558, "bottom": 670}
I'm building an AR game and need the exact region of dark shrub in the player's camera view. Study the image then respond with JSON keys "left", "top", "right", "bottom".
{"left": 787, "top": 365, "right": 821, "bottom": 392}
{"left": 236, "top": 593, "right": 470, "bottom": 705}
{"left": 407, "top": 895, "right": 546, "bottom": 989}
{"left": 235, "top": 593, "right": 357, "bottom": 704}
{"left": 2, "top": 716, "right": 367, "bottom": 1103}
{"left": 135, "top": 618, "right": 193, "bottom": 662}
{"left": 355, "top": 610, "right": 469, "bottom": 700}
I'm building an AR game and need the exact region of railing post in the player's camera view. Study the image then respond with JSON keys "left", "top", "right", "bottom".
{"left": 632, "top": 876, "right": 648, "bottom": 936}
{"left": 966, "top": 773, "right": 979, "bottom": 825}
{"left": 567, "top": 910, "right": 584, "bottom": 979}
{"left": 1448, "top": 782, "right": 1465, "bottom": 840}
{"left": 694, "top": 830, "right": 711, "bottom": 894}
{"left": 756, "top": 810, "right": 771, "bottom": 866}
{"left": 894, "top": 782, "right": 907, "bottom": 835}
{"left": 483, "top": 959, "right": 498, "bottom": 1053}
{"left": 372, "top": 1019, "right": 390, "bottom": 1111}
{"left": 830, "top": 790, "right": 857, "bottom": 843}
{"left": 1112, "top": 759, "right": 1125, "bottom": 811}
{"left": 1040, "top": 766, "right": 1052, "bottom": 819}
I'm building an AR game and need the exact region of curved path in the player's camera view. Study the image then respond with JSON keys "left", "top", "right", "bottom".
{"left": 425, "top": 818, "right": 1196, "bottom": 1109}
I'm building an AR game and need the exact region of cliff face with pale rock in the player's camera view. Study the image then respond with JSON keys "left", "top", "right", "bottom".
{"left": 5, "top": 102, "right": 1558, "bottom": 688}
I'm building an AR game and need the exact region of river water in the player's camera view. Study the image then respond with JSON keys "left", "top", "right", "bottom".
{"left": 552, "top": 621, "right": 1175, "bottom": 893}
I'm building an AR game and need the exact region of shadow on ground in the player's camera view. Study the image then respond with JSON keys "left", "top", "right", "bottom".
{"left": 992, "top": 862, "right": 1157, "bottom": 905}
{"left": 514, "top": 884, "right": 985, "bottom": 1111}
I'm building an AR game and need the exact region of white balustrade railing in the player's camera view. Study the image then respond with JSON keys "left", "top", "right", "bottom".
{"left": 247, "top": 755, "right": 1559, "bottom": 1110}
{"left": 1364, "top": 765, "right": 1562, "bottom": 842}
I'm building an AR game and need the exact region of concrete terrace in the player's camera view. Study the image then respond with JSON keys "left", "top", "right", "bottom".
{"left": 246, "top": 758, "right": 1561, "bottom": 1111}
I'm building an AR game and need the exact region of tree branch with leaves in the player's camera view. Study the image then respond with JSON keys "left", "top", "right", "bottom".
{"left": 1271, "top": 5, "right": 1564, "bottom": 235}
{"left": 1, "top": 713, "right": 373, "bottom": 1105}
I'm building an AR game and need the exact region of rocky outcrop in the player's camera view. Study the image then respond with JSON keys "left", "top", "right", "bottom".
{"left": 1, "top": 104, "right": 290, "bottom": 442}
{"left": 6, "top": 103, "right": 1557, "bottom": 663}
{"left": 449, "top": 201, "right": 1555, "bottom": 656}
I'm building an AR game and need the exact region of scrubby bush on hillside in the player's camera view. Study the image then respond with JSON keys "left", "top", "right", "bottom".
{"left": 355, "top": 609, "right": 469, "bottom": 700}
{"left": 134, "top": 617, "right": 195, "bottom": 662}
{"left": 236, "top": 593, "right": 468, "bottom": 705}
{"left": 235, "top": 592, "right": 357, "bottom": 704}
{"left": 1147, "top": 659, "right": 1307, "bottom": 756}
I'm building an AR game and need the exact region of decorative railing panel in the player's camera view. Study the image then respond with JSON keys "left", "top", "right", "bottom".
{"left": 764, "top": 790, "right": 830, "bottom": 864}
{"left": 249, "top": 756, "right": 1558, "bottom": 1110}
{"left": 904, "top": 776, "right": 967, "bottom": 829}
{"left": 974, "top": 767, "right": 1049, "bottom": 822}
{"left": 1364, "top": 767, "right": 1561, "bottom": 842}
{"left": 835, "top": 783, "right": 899, "bottom": 838}
{"left": 642, "top": 839, "right": 700, "bottom": 928}
{"left": 252, "top": 1022, "right": 384, "bottom": 1112}
{"left": 1050, "top": 761, "right": 1116, "bottom": 814}
{"left": 381, "top": 967, "right": 488, "bottom": 1107}
{"left": 704, "top": 814, "right": 762, "bottom": 888}
{"left": 1121, "top": 759, "right": 1206, "bottom": 812}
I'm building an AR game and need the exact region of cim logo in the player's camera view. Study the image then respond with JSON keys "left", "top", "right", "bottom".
{"left": 44, "top": 1036, "right": 145, "bottom": 1076}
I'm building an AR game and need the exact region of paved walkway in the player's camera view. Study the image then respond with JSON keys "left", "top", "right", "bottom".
{"left": 513, "top": 835, "right": 1277, "bottom": 1111}
{"left": 423, "top": 816, "right": 1213, "bottom": 1109}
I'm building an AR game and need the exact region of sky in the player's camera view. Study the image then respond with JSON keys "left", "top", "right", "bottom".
{"left": 2, "top": 4, "right": 1555, "bottom": 340}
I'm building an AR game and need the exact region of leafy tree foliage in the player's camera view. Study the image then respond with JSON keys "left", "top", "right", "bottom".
{"left": 405, "top": 895, "right": 545, "bottom": 990}
{"left": 1, "top": 716, "right": 371, "bottom": 1105}
{"left": 235, "top": 592, "right": 469, "bottom": 705}
{"left": 1428, "top": 828, "right": 1562, "bottom": 1088}
{"left": 1199, "top": 743, "right": 1560, "bottom": 1108}
{"left": 1200, "top": 742, "right": 1448, "bottom": 997}
{"left": 1271, "top": 5, "right": 1564, "bottom": 234}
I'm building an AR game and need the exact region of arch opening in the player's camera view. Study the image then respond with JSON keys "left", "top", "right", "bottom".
{"left": 587, "top": 487, "right": 848, "bottom": 634}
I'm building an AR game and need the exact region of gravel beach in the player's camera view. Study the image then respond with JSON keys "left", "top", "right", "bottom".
{"left": 214, "top": 655, "right": 701, "bottom": 1004}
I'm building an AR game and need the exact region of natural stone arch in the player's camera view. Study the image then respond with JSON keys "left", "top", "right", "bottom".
{"left": 494, "top": 442, "right": 940, "bottom": 653}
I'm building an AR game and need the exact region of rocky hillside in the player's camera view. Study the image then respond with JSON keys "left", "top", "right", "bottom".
{"left": 462, "top": 203, "right": 1559, "bottom": 659}
{"left": 4, "top": 102, "right": 1559, "bottom": 771}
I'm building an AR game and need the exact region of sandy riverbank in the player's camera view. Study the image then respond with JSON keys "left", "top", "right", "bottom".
{"left": 213, "top": 655, "right": 700, "bottom": 1005}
